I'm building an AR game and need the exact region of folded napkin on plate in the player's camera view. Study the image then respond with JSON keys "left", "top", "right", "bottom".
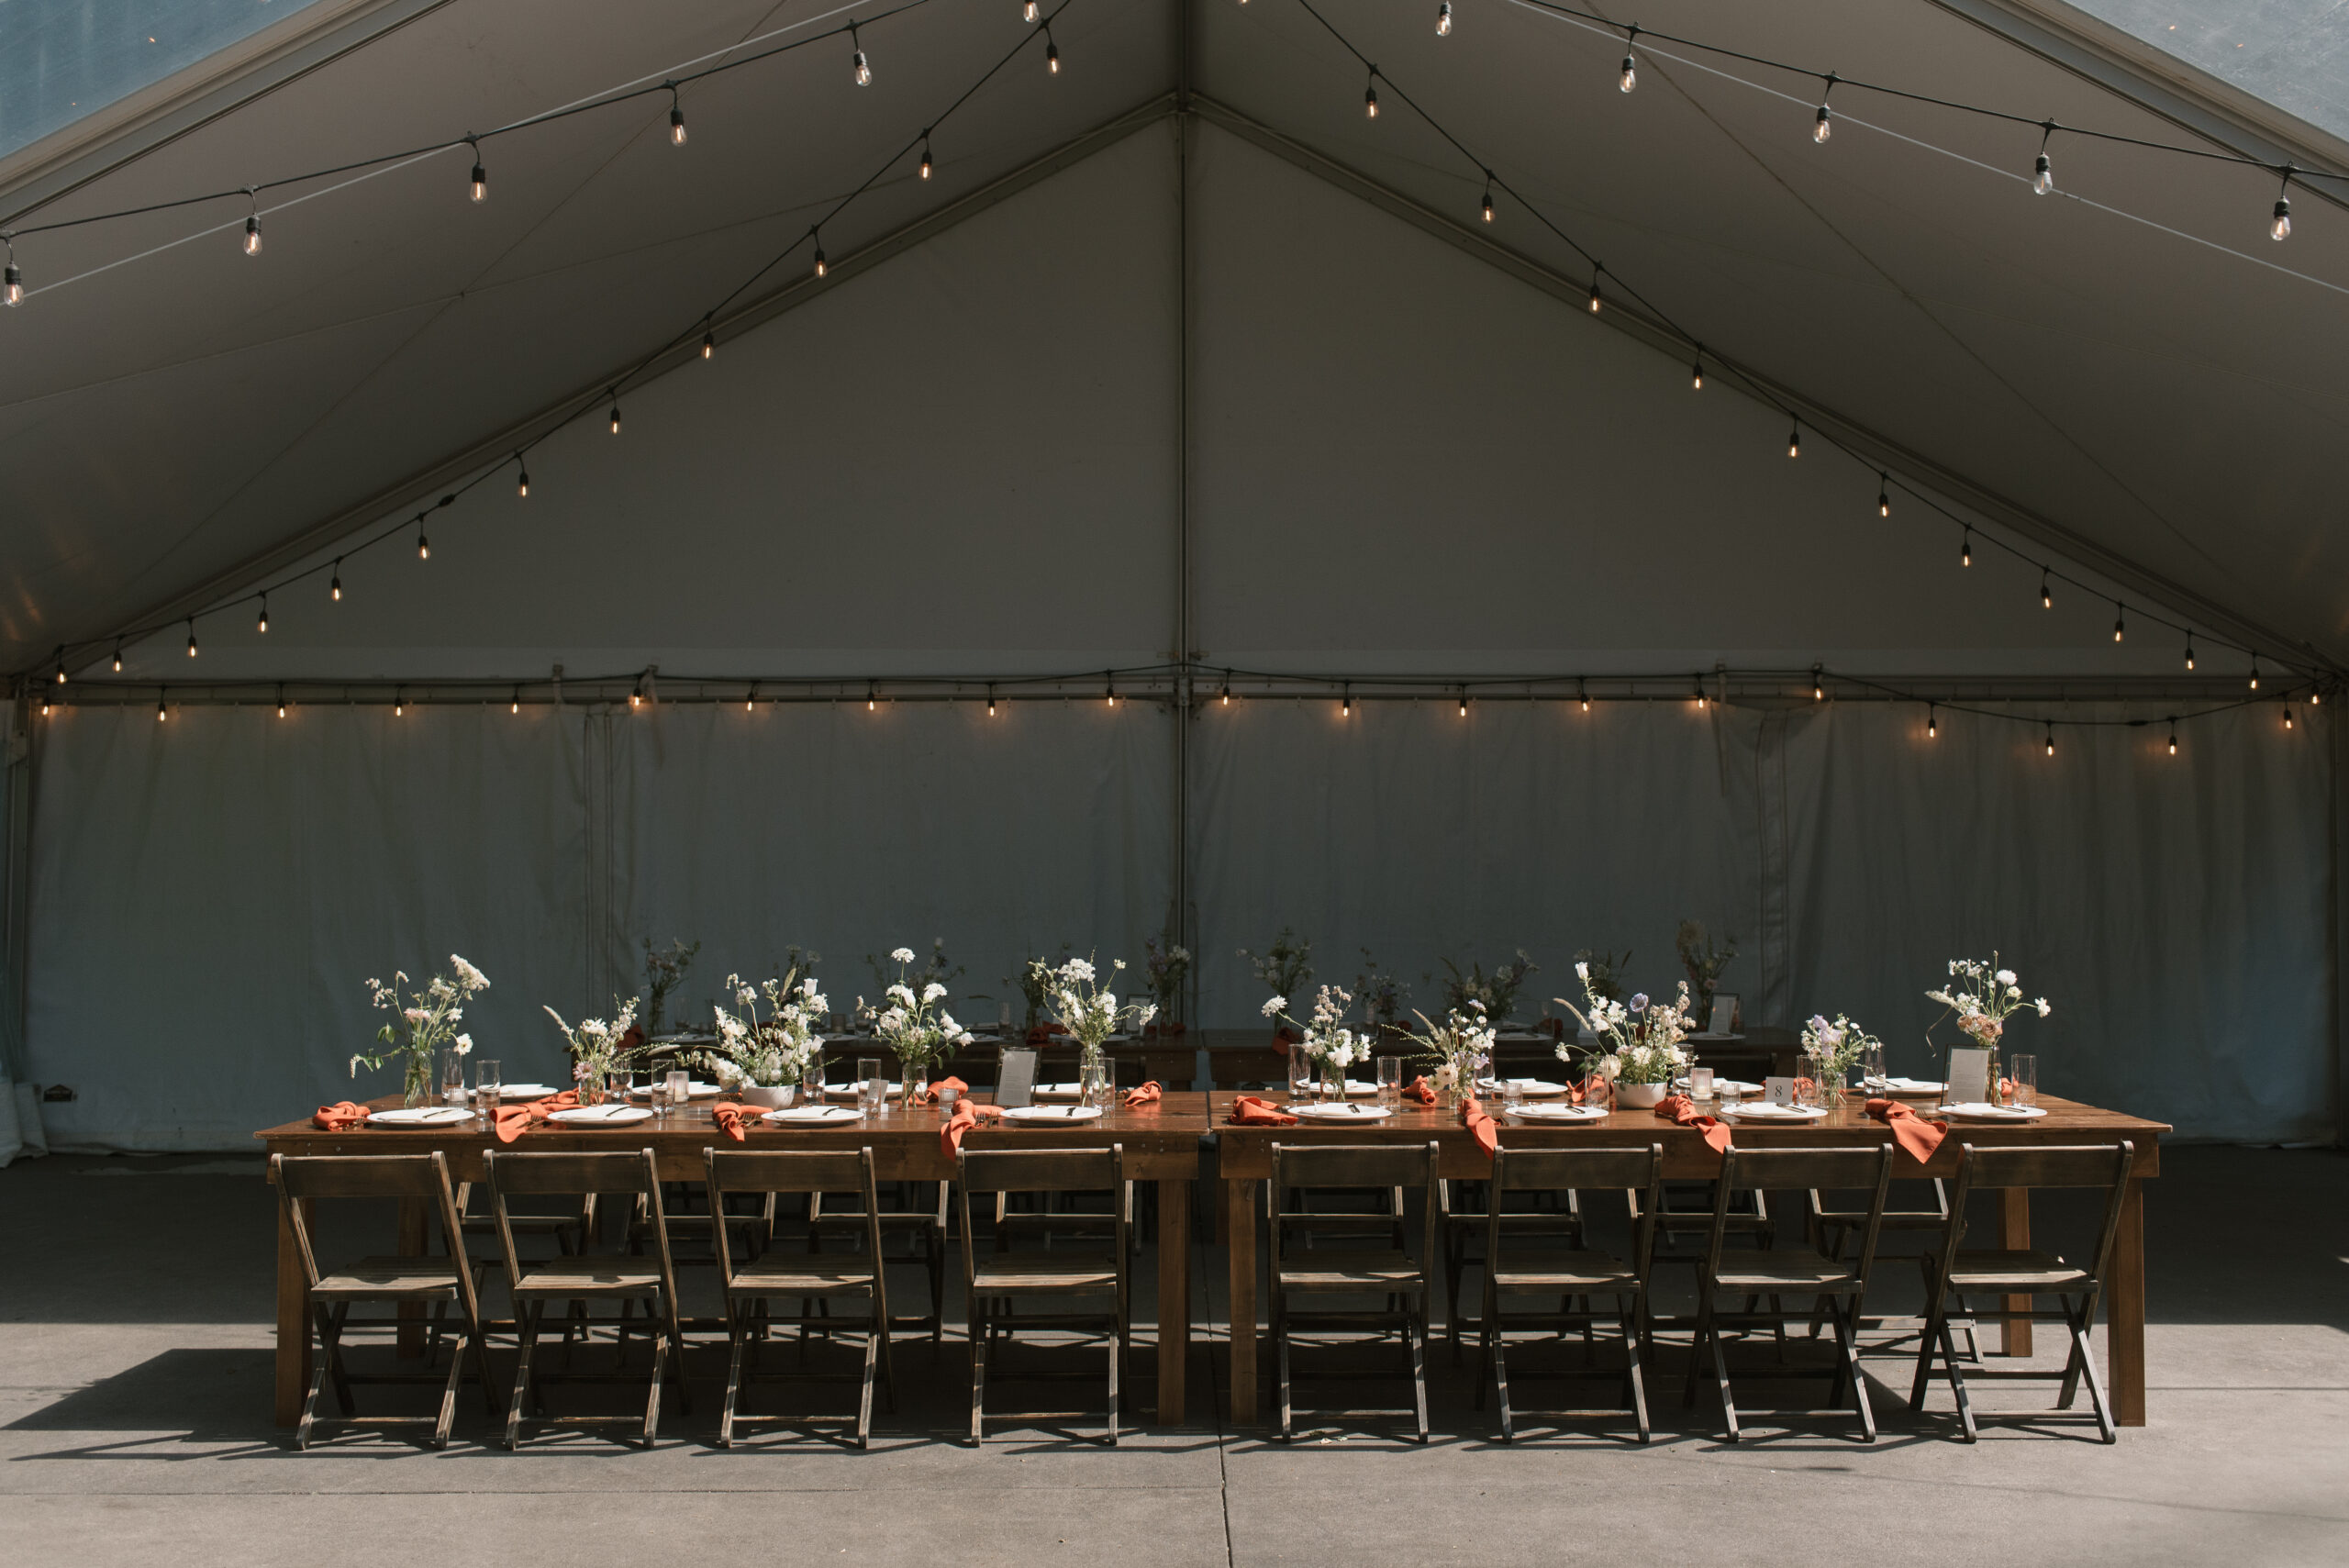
{"left": 1122, "top": 1081, "right": 1163, "bottom": 1109}
{"left": 1655, "top": 1094, "right": 1731, "bottom": 1158}
{"left": 1404, "top": 1076, "right": 1437, "bottom": 1106}
{"left": 1866, "top": 1096, "right": 1949, "bottom": 1163}
{"left": 1462, "top": 1099, "right": 1498, "bottom": 1161}
{"left": 709, "top": 1101, "right": 757, "bottom": 1142}
{"left": 1228, "top": 1095, "right": 1297, "bottom": 1127}
{"left": 493, "top": 1090, "right": 579, "bottom": 1144}
{"left": 940, "top": 1099, "right": 1005, "bottom": 1158}
{"left": 312, "top": 1100, "right": 373, "bottom": 1131}
{"left": 921, "top": 1075, "right": 970, "bottom": 1106}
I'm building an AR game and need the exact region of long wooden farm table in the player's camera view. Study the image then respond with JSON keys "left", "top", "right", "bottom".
{"left": 257, "top": 1092, "right": 1213, "bottom": 1429}
{"left": 1210, "top": 1092, "right": 2168, "bottom": 1427}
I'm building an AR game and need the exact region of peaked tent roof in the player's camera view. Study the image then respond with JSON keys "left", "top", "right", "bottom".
{"left": 2, "top": 0, "right": 2344, "bottom": 676}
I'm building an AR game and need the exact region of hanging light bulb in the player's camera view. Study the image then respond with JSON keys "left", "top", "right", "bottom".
{"left": 1459, "top": 691, "right": 1470, "bottom": 717}
{"left": 1587, "top": 274, "right": 1602, "bottom": 313}
{"left": 1813, "top": 74, "right": 1836, "bottom": 142}
{"left": 1221, "top": 671, "right": 1232, "bottom": 706}
{"left": 395, "top": 690, "right": 405, "bottom": 717}
{"left": 1436, "top": 3, "right": 1452, "bottom": 36}
{"left": 1105, "top": 671, "right": 1117, "bottom": 707}
{"left": 607, "top": 393, "right": 621, "bottom": 435}
{"left": 468, "top": 139, "right": 486, "bottom": 202}
{"left": 987, "top": 684, "right": 997, "bottom": 717}
{"left": 2167, "top": 719, "right": 2177, "bottom": 755}
{"left": 1878, "top": 475, "right": 1890, "bottom": 517}
{"left": 812, "top": 236, "right": 827, "bottom": 277}
{"left": 511, "top": 687, "right": 521, "bottom": 715}
{"left": 630, "top": 685, "right": 643, "bottom": 710}
{"left": 1481, "top": 172, "right": 1495, "bottom": 223}
{"left": 51, "top": 658, "right": 65, "bottom": 685}
{"left": 867, "top": 681, "right": 876, "bottom": 711}
{"left": 517, "top": 456, "right": 529, "bottom": 497}
{"left": 257, "top": 595, "right": 269, "bottom": 634}
{"left": 1341, "top": 684, "right": 1353, "bottom": 716}
{"left": 919, "top": 136, "right": 933, "bottom": 179}
{"left": 1578, "top": 678, "right": 1589, "bottom": 712}
{"left": 746, "top": 684, "right": 757, "bottom": 713}
{"left": 2033, "top": 121, "right": 2055, "bottom": 195}
{"left": 2112, "top": 603, "right": 2125, "bottom": 642}
{"left": 417, "top": 517, "right": 429, "bottom": 560}
{"left": 2272, "top": 169, "right": 2293, "bottom": 240}
{"left": 277, "top": 688, "right": 288, "bottom": 719}
{"left": 112, "top": 639, "right": 123, "bottom": 673}
{"left": 2312, "top": 687, "right": 2323, "bottom": 706}
{"left": 851, "top": 24, "right": 872, "bottom": 85}
{"left": 1694, "top": 674, "right": 1707, "bottom": 710}
{"left": 2285, "top": 704, "right": 2296, "bottom": 730}
{"left": 671, "top": 97, "right": 686, "bottom": 145}
{"left": 1620, "top": 27, "right": 1638, "bottom": 92}
{"left": 702, "top": 326, "right": 715, "bottom": 360}
{"left": 243, "top": 189, "right": 262, "bottom": 256}
{"left": 1365, "top": 71, "right": 1379, "bottom": 118}
{"left": 2038, "top": 571, "right": 2052, "bottom": 609}
{"left": 157, "top": 694, "right": 168, "bottom": 722}
{"left": 2249, "top": 654, "right": 2261, "bottom": 691}
{"left": 1961, "top": 528, "right": 1973, "bottom": 568}
{"left": 186, "top": 619, "right": 198, "bottom": 658}
{"left": 2045, "top": 722, "right": 2055, "bottom": 756}
{"left": 330, "top": 561, "right": 342, "bottom": 601}
{"left": 1787, "top": 419, "right": 1800, "bottom": 459}
{"left": 1813, "top": 667, "right": 1824, "bottom": 701}
{"left": 2184, "top": 636, "right": 2195, "bottom": 671}
{"left": 1024, "top": 0, "right": 1039, "bottom": 19}
{"left": 39, "top": 695, "right": 50, "bottom": 717}
{"left": 4, "top": 237, "right": 21, "bottom": 306}
{"left": 1927, "top": 704, "right": 1938, "bottom": 739}
{"left": 1044, "top": 25, "right": 1059, "bottom": 72}
{"left": 1691, "top": 348, "right": 1704, "bottom": 390}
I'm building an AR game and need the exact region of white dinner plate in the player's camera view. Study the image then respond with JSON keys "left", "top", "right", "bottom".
{"left": 1940, "top": 1102, "right": 2047, "bottom": 1120}
{"left": 1001, "top": 1105, "right": 1104, "bottom": 1123}
{"left": 1676, "top": 1077, "right": 1762, "bottom": 1095}
{"left": 1288, "top": 1103, "right": 1394, "bottom": 1122}
{"left": 488, "top": 1084, "right": 560, "bottom": 1100}
{"left": 763, "top": 1106, "right": 863, "bottom": 1126}
{"left": 1479, "top": 1078, "right": 1572, "bottom": 1097}
{"left": 1504, "top": 1103, "right": 1609, "bottom": 1123}
{"left": 1865, "top": 1077, "right": 1946, "bottom": 1095}
{"left": 369, "top": 1106, "right": 471, "bottom": 1127}
{"left": 822, "top": 1083, "right": 904, "bottom": 1100}
{"left": 1720, "top": 1102, "right": 1830, "bottom": 1120}
{"left": 545, "top": 1105, "right": 654, "bottom": 1126}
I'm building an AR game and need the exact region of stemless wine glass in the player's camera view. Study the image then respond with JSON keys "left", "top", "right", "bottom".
{"left": 474, "top": 1059, "right": 501, "bottom": 1115}
{"left": 858, "top": 1057, "right": 885, "bottom": 1117}
{"left": 1286, "top": 1048, "right": 1312, "bottom": 1103}
{"left": 663, "top": 1069, "right": 689, "bottom": 1119}
{"left": 441, "top": 1049, "right": 468, "bottom": 1106}
{"left": 2009, "top": 1054, "right": 2037, "bottom": 1107}
{"left": 1861, "top": 1042, "right": 1886, "bottom": 1090}
{"left": 1377, "top": 1056, "right": 1403, "bottom": 1106}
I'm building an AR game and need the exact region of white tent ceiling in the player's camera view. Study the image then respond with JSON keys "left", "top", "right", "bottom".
{"left": 2, "top": 0, "right": 2345, "bottom": 676}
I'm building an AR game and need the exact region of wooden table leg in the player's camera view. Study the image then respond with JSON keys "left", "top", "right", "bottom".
{"left": 395, "top": 1195, "right": 428, "bottom": 1359}
{"left": 1156, "top": 1177, "right": 1190, "bottom": 1425}
{"left": 1999, "top": 1186, "right": 2034, "bottom": 1357}
{"left": 2110, "top": 1176, "right": 2146, "bottom": 1427}
{"left": 1226, "top": 1177, "right": 1256, "bottom": 1425}
{"left": 274, "top": 1195, "right": 311, "bottom": 1429}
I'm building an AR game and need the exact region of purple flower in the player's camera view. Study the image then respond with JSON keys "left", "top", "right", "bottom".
{"left": 1630, "top": 993, "right": 1649, "bottom": 1013}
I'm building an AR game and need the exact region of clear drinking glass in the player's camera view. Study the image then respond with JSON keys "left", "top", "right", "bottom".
{"left": 473, "top": 1059, "right": 500, "bottom": 1114}
{"left": 858, "top": 1057, "right": 885, "bottom": 1117}
{"left": 663, "top": 1069, "right": 689, "bottom": 1118}
{"left": 1689, "top": 1066, "right": 1715, "bottom": 1103}
{"left": 1502, "top": 1077, "right": 1526, "bottom": 1110}
{"left": 2009, "top": 1054, "right": 2037, "bottom": 1107}
{"left": 1287, "top": 1048, "right": 1312, "bottom": 1103}
{"left": 1861, "top": 1043, "right": 1886, "bottom": 1090}
{"left": 1377, "top": 1056, "right": 1403, "bottom": 1106}
{"left": 806, "top": 1047, "right": 827, "bottom": 1102}
{"left": 441, "top": 1049, "right": 467, "bottom": 1106}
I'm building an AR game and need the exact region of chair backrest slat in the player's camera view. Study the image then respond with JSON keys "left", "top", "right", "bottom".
{"left": 1720, "top": 1147, "right": 1888, "bottom": 1193}
{"left": 1487, "top": 1145, "right": 1657, "bottom": 1195}
{"left": 270, "top": 1151, "right": 477, "bottom": 1323}
{"left": 1938, "top": 1141, "right": 2136, "bottom": 1297}
{"left": 1267, "top": 1143, "right": 1432, "bottom": 1195}
{"left": 706, "top": 1148, "right": 871, "bottom": 1195}
{"left": 957, "top": 1148, "right": 1119, "bottom": 1195}
{"left": 484, "top": 1150, "right": 658, "bottom": 1196}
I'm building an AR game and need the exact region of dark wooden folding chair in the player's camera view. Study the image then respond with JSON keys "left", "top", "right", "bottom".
{"left": 704, "top": 1147, "right": 895, "bottom": 1448}
{"left": 957, "top": 1145, "right": 1130, "bottom": 1447}
{"left": 484, "top": 1148, "right": 692, "bottom": 1449}
{"left": 1909, "top": 1141, "right": 2135, "bottom": 1443}
{"left": 1808, "top": 1176, "right": 1981, "bottom": 1362}
{"left": 1442, "top": 1173, "right": 1586, "bottom": 1365}
{"left": 271, "top": 1151, "right": 495, "bottom": 1450}
{"left": 1267, "top": 1141, "right": 1440, "bottom": 1443}
{"left": 1476, "top": 1144, "right": 1664, "bottom": 1442}
{"left": 1684, "top": 1144, "right": 1894, "bottom": 1442}
{"left": 810, "top": 1179, "right": 950, "bottom": 1339}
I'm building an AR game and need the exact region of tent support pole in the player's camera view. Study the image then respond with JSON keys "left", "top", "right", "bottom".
{"left": 1174, "top": 0, "right": 1196, "bottom": 1051}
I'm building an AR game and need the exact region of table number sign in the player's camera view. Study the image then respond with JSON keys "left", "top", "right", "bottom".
{"left": 1765, "top": 1075, "right": 1795, "bottom": 1106}
{"left": 996, "top": 1046, "right": 1040, "bottom": 1108}
{"left": 1945, "top": 1047, "right": 1991, "bottom": 1106}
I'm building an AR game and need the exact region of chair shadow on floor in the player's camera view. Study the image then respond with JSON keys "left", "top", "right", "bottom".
{"left": 6, "top": 1349, "right": 291, "bottom": 1460}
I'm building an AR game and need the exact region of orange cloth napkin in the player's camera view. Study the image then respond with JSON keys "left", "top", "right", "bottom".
{"left": 1866, "top": 1096, "right": 1949, "bottom": 1164}
{"left": 1122, "top": 1081, "right": 1163, "bottom": 1109}
{"left": 709, "top": 1101, "right": 758, "bottom": 1142}
{"left": 921, "top": 1076, "right": 970, "bottom": 1106}
{"left": 1227, "top": 1095, "right": 1298, "bottom": 1127}
{"left": 312, "top": 1100, "right": 373, "bottom": 1131}
{"left": 492, "top": 1090, "right": 578, "bottom": 1144}
{"left": 1023, "top": 1023, "right": 1068, "bottom": 1045}
{"left": 1792, "top": 1077, "right": 1819, "bottom": 1102}
{"left": 940, "top": 1099, "right": 1005, "bottom": 1158}
{"left": 1462, "top": 1099, "right": 1498, "bottom": 1161}
{"left": 1655, "top": 1094, "right": 1731, "bottom": 1158}
{"left": 1405, "top": 1076, "right": 1438, "bottom": 1106}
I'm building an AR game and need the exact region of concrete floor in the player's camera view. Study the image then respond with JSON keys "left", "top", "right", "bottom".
{"left": 1, "top": 1145, "right": 2343, "bottom": 1567}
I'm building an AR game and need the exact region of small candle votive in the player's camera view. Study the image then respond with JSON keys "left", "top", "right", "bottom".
{"left": 1689, "top": 1067, "right": 1715, "bottom": 1102}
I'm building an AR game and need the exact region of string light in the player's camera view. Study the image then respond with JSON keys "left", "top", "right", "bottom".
{"left": 51, "top": 657, "right": 65, "bottom": 685}
{"left": 2112, "top": 601, "right": 2125, "bottom": 642}
{"left": 2041, "top": 570, "right": 2052, "bottom": 609}
{"left": 1043, "top": 24, "right": 1059, "bottom": 72}
{"left": 1587, "top": 272, "right": 1602, "bottom": 313}
{"left": 813, "top": 234, "right": 827, "bottom": 277}
{"left": 607, "top": 391, "right": 621, "bottom": 435}
{"left": 745, "top": 684, "right": 757, "bottom": 712}
{"left": 2311, "top": 687, "right": 2323, "bottom": 706}
{"left": 1105, "top": 671, "right": 1116, "bottom": 706}
{"left": 257, "top": 595, "right": 269, "bottom": 635}
{"left": 851, "top": 23, "right": 872, "bottom": 85}
{"left": 1787, "top": 419, "right": 1800, "bottom": 458}
{"left": 2271, "top": 168, "right": 2292, "bottom": 241}
{"left": 186, "top": 619, "right": 198, "bottom": 658}
{"left": 1436, "top": 2, "right": 1453, "bottom": 36}
{"left": 1221, "top": 671, "right": 1232, "bottom": 705}
{"left": 1341, "top": 683, "right": 1353, "bottom": 716}
{"left": 1813, "top": 73, "right": 1836, "bottom": 142}
{"left": 1578, "top": 678, "right": 1589, "bottom": 712}
{"left": 2044, "top": 721, "right": 2055, "bottom": 756}
{"left": 4, "top": 236, "right": 20, "bottom": 305}
{"left": 2284, "top": 704, "right": 2296, "bottom": 730}
{"left": 987, "top": 684, "right": 997, "bottom": 717}
{"left": 243, "top": 189, "right": 262, "bottom": 256}
{"left": 630, "top": 683, "right": 642, "bottom": 709}
{"left": 1690, "top": 348, "right": 1704, "bottom": 389}
{"left": 867, "top": 681, "right": 876, "bottom": 711}
{"left": 701, "top": 323, "right": 715, "bottom": 359}
{"left": 2033, "top": 122, "right": 2055, "bottom": 195}
{"left": 1960, "top": 528, "right": 1972, "bottom": 567}
{"left": 1023, "top": 0, "right": 1038, "bottom": 19}
{"left": 1365, "top": 69, "right": 1379, "bottom": 117}
{"left": 112, "top": 639, "right": 123, "bottom": 673}
{"left": 157, "top": 693, "right": 167, "bottom": 722}
{"left": 395, "top": 689, "right": 405, "bottom": 717}
{"left": 2184, "top": 636, "right": 2195, "bottom": 671}
{"left": 919, "top": 135, "right": 933, "bottom": 179}
{"left": 1693, "top": 674, "right": 1707, "bottom": 710}
{"left": 2168, "top": 718, "right": 2178, "bottom": 755}
{"left": 1877, "top": 474, "right": 1889, "bottom": 517}
{"left": 277, "top": 687, "right": 288, "bottom": 719}
{"left": 1459, "top": 690, "right": 1470, "bottom": 717}
{"left": 417, "top": 515, "right": 429, "bottom": 560}
{"left": 1620, "top": 25, "right": 1638, "bottom": 92}
{"left": 670, "top": 83, "right": 686, "bottom": 144}
{"left": 2250, "top": 654, "right": 2261, "bottom": 691}
{"left": 468, "top": 138, "right": 486, "bottom": 203}
{"left": 511, "top": 686, "right": 521, "bottom": 715}
{"left": 1481, "top": 171, "right": 1495, "bottom": 223}
{"left": 517, "top": 455, "right": 529, "bottom": 497}
{"left": 1812, "top": 666, "right": 1824, "bottom": 701}
{"left": 39, "top": 695, "right": 50, "bottom": 718}
{"left": 1926, "top": 704, "right": 1938, "bottom": 739}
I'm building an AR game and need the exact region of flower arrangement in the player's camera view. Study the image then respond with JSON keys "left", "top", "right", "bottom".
{"left": 1009, "top": 945, "right": 1071, "bottom": 1033}
{"left": 1263, "top": 984, "right": 1364, "bottom": 1095}
{"left": 1142, "top": 934, "right": 1190, "bottom": 1029}
{"left": 1239, "top": 929, "right": 1313, "bottom": 1028}
{"left": 868, "top": 938, "right": 963, "bottom": 1010}
{"left": 1411, "top": 1002, "right": 1496, "bottom": 1105}
{"left": 1572, "top": 948, "right": 1631, "bottom": 1006}
{"left": 1437, "top": 951, "right": 1537, "bottom": 1026}
{"left": 1800, "top": 1012, "right": 1879, "bottom": 1098}
{"left": 860, "top": 946, "right": 976, "bottom": 1095}
{"left": 543, "top": 996, "right": 640, "bottom": 1104}
{"left": 638, "top": 938, "right": 700, "bottom": 1039}
{"left": 1049, "top": 955, "right": 1157, "bottom": 1046}
{"left": 1926, "top": 955, "right": 2051, "bottom": 1047}
{"left": 1557, "top": 969, "right": 1698, "bottom": 1092}
{"left": 355, "top": 955, "right": 490, "bottom": 1106}
{"left": 706, "top": 964, "right": 829, "bottom": 1094}
{"left": 1675, "top": 920, "right": 1737, "bottom": 1028}
{"left": 1355, "top": 949, "right": 1410, "bottom": 1032}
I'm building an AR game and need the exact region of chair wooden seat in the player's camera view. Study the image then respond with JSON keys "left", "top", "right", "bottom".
{"left": 1489, "top": 1250, "right": 1638, "bottom": 1294}
{"left": 1942, "top": 1250, "right": 2093, "bottom": 1294}
{"left": 970, "top": 1251, "right": 1122, "bottom": 1295}
{"left": 1710, "top": 1249, "right": 1864, "bottom": 1293}
{"left": 726, "top": 1261, "right": 880, "bottom": 1295}
{"left": 510, "top": 1258, "right": 670, "bottom": 1296}
{"left": 1275, "top": 1250, "right": 1425, "bottom": 1291}
{"left": 311, "top": 1257, "right": 472, "bottom": 1298}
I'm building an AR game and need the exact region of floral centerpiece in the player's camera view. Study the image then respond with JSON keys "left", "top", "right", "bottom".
{"left": 1263, "top": 984, "right": 1363, "bottom": 1099}
{"left": 1141, "top": 934, "right": 1190, "bottom": 1033}
{"left": 1798, "top": 1012, "right": 1879, "bottom": 1104}
{"left": 638, "top": 938, "right": 700, "bottom": 1039}
{"left": 354, "top": 955, "right": 489, "bottom": 1106}
{"left": 1437, "top": 951, "right": 1536, "bottom": 1027}
{"left": 707, "top": 966, "right": 829, "bottom": 1109}
{"left": 1012, "top": 947, "right": 1071, "bottom": 1036}
{"left": 1239, "top": 929, "right": 1313, "bottom": 1039}
{"left": 1675, "top": 921, "right": 1737, "bottom": 1031}
{"left": 860, "top": 946, "right": 976, "bottom": 1102}
{"left": 542, "top": 996, "right": 640, "bottom": 1105}
{"left": 1926, "top": 955, "right": 2050, "bottom": 1105}
{"left": 1572, "top": 948, "right": 1631, "bottom": 1005}
{"left": 1049, "top": 956, "right": 1156, "bottom": 1103}
{"left": 1411, "top": 1002, "right": 1496, "bottom": 1107}
{"left": 1557, "top": 969, "right": 1698, "bottom": 1107}
{"left": 1355, "top": 949, "right": 1410, "bottom": 1036}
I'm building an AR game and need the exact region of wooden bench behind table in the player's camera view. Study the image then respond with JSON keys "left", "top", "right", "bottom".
{"left": 257, "top": 1092, "right": 1214, "bottom": 1429}
{"left": 1208, "top": 1092, "right": 2165, "bottom": 1429}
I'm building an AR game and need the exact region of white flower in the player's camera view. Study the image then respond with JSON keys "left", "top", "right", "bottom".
{"left": 887, "top": 983, "right": 916, "bottom": 1006}
{"left": 450, "top": 954, "right": 490, "bottom": 991}
{"left": 890, "top": 947, "right": 916, "bottom": 964}
{"left": 453, "top": 1034, "right": 473, "bottom": 1055}
{"left": 1575, "top": 961, "right": 1590, "bottom": 982}
{"left": 922, "top": 982, "right": 946, "bottom": 1004}
{"left": 938, "top": 1011, "right": 960, "bottom": 1035}
{"left": 1600, "top": 1053, "right": 1622, "bottom": 1079}
{"left": 403, "top": 1006, "right": 429, "bottom": 1024}
{"left": 1138, "top": 1003, "right": 1158, "bottom": 1025}
{"left": 2035, "top": 997, "right": 2052, "bottom": 1017}
{"left": 1995, "top": 969, "right": 2017, "bottom": 987}
{"left": 1260, "top": 994, "right": 1286, "bottom": 1018}
{"left": 801, "top": 978, "right": 819, "bottom": 999}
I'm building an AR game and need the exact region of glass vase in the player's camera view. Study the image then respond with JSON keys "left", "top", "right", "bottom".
{"left": 899, "top": 1059, "right": 926, "bottom": 1111}
{"left": 578, "top": 1068, "right": 609, "bottom": 1107}
{"left": 1321, "top": 1059, "right": 1347, "bottom": 1102}
{"left": 402, "top": 1052, "right": 434, "bottom": 1108}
